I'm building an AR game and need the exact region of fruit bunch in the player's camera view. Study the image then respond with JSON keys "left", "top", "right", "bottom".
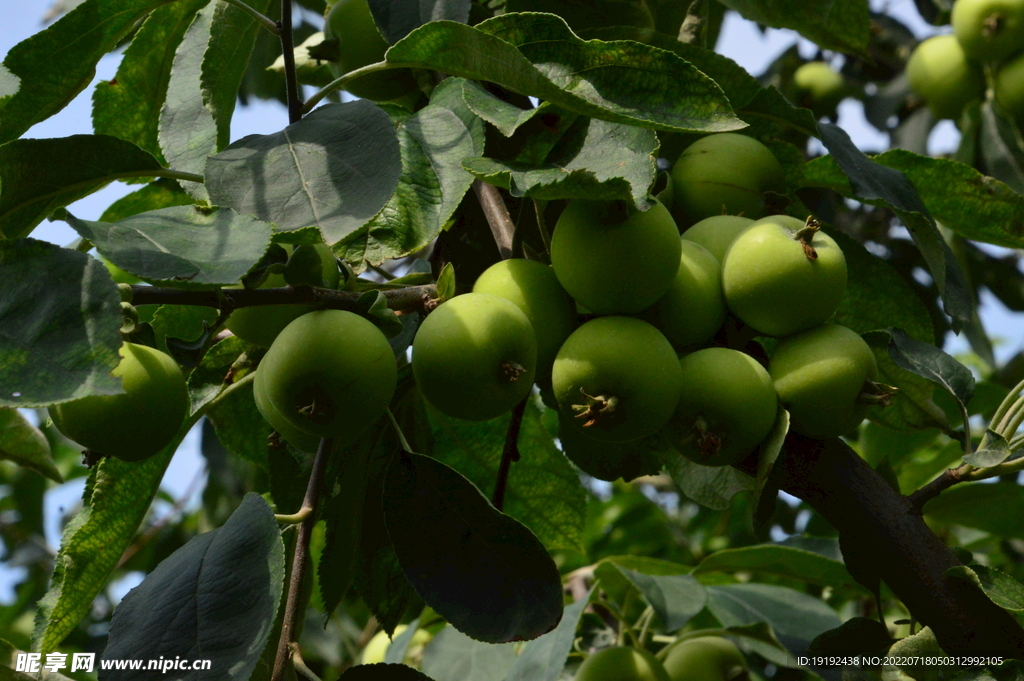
{"left": 573, "top": 635, "right": 749, "bottom": 681}
{"left": 907, "top": 0, "right": 1024, "bottom": 122}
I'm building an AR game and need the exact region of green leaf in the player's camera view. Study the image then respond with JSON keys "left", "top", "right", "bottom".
{"left": 752, "top": 406, "right": 788, "bottom": 537}
{"left": 0, "top": 239, "right": 122, "bottom": 408}
{"left": 206, "top": 101, "right": 401, "bottom": 244}
{"left": 924, "top": 482, "right": 1024, "bottom": 539}
{"left": 593, "top": 555, "right": 691, "bottom": 607}
{"left": 717, "top": 0, "right": 870, "bottom": 55}
{"left": 946, "top": 565, "right": 1024, "bottom": 613}
{"left": 0, "top": 0, "right": 175, "bottom": 146}
{"left": 420, "top": 626, "right": 517, "bottom": 681}
{"left": 695, "top": 544, "right": 864, "bottom": 593}
{"left": 338, "top": 664, "right": 434, "bottom": 680}
{"left": 979, "top": 99, "right": 1024, "bottom": 195}
{"left": 99, "top": 178, "right": 194, "bottom": 223}
{"left": 705, "top": 583, "right": 842, "bottom": 644}
{"left": 809, "top": 617, "right": 892, "bottom": 654}
{"left": 0, "top": 639, "right": 75, "bottom": 680}
{"left": 334, "top": 79, "right": 484, "bottom": 271}
{"left": 384, "top": 450, "right": 563, "bottom": 643}
{"left": 504, "top": 588, "right": 593, "bottom": 681}
{"left": 0, "top": 409, "right": 62, "bottom": 482}
{"left": 436, "top": 263, "right": 456, "bottom": 302}
{"left": 385, "top": 13, "right": 744, "bottom": 134}
{"left": 616, "top": 567, "right": 708, "bottom": 632}
{"left": 368, "top": 0, "right": 471, "bottom": 44}
{"left": 887, "top": 328, "right": 976, "bottom": 414}
{"left": 963, "top": 430, "right": 1011, "bottom": 467}
{"left": 660, "top": 449, "right": 754, "bottom": 510}
{"left": 92, "top": 0, "right": 210, "bottom": 161}
{"left": 186, "top": 336, "right": 249, "bottom": 413}
{"left": 66, "top": 206, "right": 273, "bottom": 287}
{"left": 101, "top": 494, "right": 284, "bottom": 681}
{"left": 427, "top": 399, "right": 587, "bottom": 554}
{"left": 33, "top": 448, "right": 175, "bottom": 652}
{"left": 738, "top": 86, "right": 820, "bottom": 138}
{"left": 0, "top": 135, "right": 164, "bottom": 240}
{"left": 461, "top": 81, "right": 549, "bottom": 137}
{"left": 463, "top": 113, "right": 659, "bottom": 209}
{"left": 205, "top": 380, "right": 272, "bottom": 470}
{"left": 814, "top": 124, "right": 973, "bottom": 332}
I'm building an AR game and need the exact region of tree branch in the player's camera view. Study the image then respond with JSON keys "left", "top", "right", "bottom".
{"left": 279, "top": 0, "right": 303, "bottom": 124}
{"left": 129, "top": 284, "right": 437, "bottom": 315}
{"left": 776, "top": 433, "right": 1024, "bottom": 656}
{"left": 907, "top": 465, "right": 969, "bottom": 512}
{"left": 472, "top": 181, "right": 517, "bottom": 260}
{"left": 492, "top": 397, "right": 527, "bottom": 511}
{"left": 272, "top": 437, "right": 335, "bottom": 681}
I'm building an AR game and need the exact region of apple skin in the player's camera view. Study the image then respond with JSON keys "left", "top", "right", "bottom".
{"left": 551, "top": 199, "right": 682, "bottom": 315}
{"left": 663, "top": 348, "right": 777, "bottom": 466}
{"left": 681, "top": 215, "right": 755, "bottom": 263}
{"left": 49, "top": 343, "right": 188, "bottom": 462}
{"left": 552, "top": 316, "right": 682, "bottom": 443}
{"left": 661, "top": 636, "right": 747, "bottom": 681}
{"left": 253, "top": 365, "right": 321, "bottom": 453}
{"left": 793, "top": 61, "right": 846, "bottom": 118}
{"left": 769, "top": 324, "right": 879, "bottom": 439}
{"left": 472, "top": 259, "right": 576, "bottom": 375}
{"left": 906, "top": 35, "right": 984, "bottom": 121}
{"left": 995, "top": 49, "right": 1024, "bottom": 123}
{"left": 670, "top": 134, "right": 785, "bottom": 225}
{"left": 721, "top": 215, "right": 847, "bottom": 337}
{"left": 952, "top": 0, "right": 1024, "bottom": 64}
{"left": 575, "top": 647, "right": 671, "bottom": 681}
{"left": 260, "top": 310, "right": 397, "bottom": 441}
{"left": 644, "top": 240, "right": 726, "bottom": 349}
{"left": 412, "top": 293, "right": 537, "bottom": 421}
{"left": 323, "top": 0, "right": 419, "bottom": 101}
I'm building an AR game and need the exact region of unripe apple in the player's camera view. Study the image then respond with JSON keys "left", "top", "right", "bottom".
{"left": 681, "top": 215, "right": 755, "bottom": 263}
{"left": 412, "top": 293, "right": 537, "bottom": 421}
{"left": 721, "top": 215, "right": 847, "bottom": 337}
{"left": 793, "top": 61, "right": 846, "bottom": 118}
{"left": 663, "top": 348, "right": 777, "bottom": 466}
{"left": 644, "top": 240, "right": 726, "bottom": 349}
{"left": 551, "top": 199, "right": 682, "bottom": 315}
{"left": 906, "top": 35, "right": 984, "bottom": 121}
{"left": 323, "top": 0, "right": 419, "bottom": 101}
{"left": 769, "top": 324, "right": 879, "bottom": 439}
{"left": 253, "top": 366, "right": 321, "bottom": 453}
{"left": 575, "top": 647, "right": 671, "bottom": 681}
{"left": 552, "top": 316, "right": 682, "bottom": 442}
{"left": 48, "top": 343, "right": 188, "bottom": 462}
{"left": 952, "top": 0, "right": 1024, "bottom": 64}
{"left": 260, "top": 310, "right": 397, "bottom": 441}
{"left": 473, "top": 259, "right": 575, "bottom": 375}
{"left": 670, "top": 134, "right": 785, "bottom": 224}
{"left": 995, "top": 49, "right": 1024, "bottom": 123}
{"left": 226, "top": 244, "right": 340, "bottom": 348}
{"left": 661, "top": 636, "right": 747, "bottom": 681}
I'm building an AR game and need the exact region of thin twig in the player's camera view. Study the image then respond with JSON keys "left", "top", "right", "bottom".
{"left": 129, "top": 284, "right": 436, "bottom": 315}
{"left": 301, "top": 61, "right": 393, "bottom": 115}
{"left": 386, "top": 408, "right": 413, "bottom": 452}
{"left": 492, "top": 397, "right": 527, "bottom": 511}
{"left": 222, "top": 0, "right": 279, "bottom": 34}
{"left": 908, "top": 465, "right": 969, "bottom": 513}
{"left": 533, "top": 199, "right": 551, "bottom": 256}
{"left": 473, "top": 181, "right": 517, "bottom": 260}
{"left": 272, "top": 437, "right": 335, "bottom": 681}
{"left": 279, "top": 0, "right": 303, "bottom": 124}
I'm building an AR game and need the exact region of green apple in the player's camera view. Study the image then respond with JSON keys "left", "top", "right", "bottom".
{"left": 551, "top": 199, "right": 682, "bottom": 315}
{"left": 995, "top": 49, "right": 1024, "bottom": 122}
{"left": 360, "top": 624, "right": 433, "bottom": 665}
{"left": 906, "top": 35, "right": 984, "bottom": 121}
{"left": 681, "top": 215, "right": 755, "bottom": 263}
{"left": 412, "top": 293, "right": 537, "bottom": 421}
{"left": 323, "top": 0, "right": 419, "bottom": 101}
{"left": 253, "top": 365, "right": 321, "bottom": 453}
{"left": 226, "top": 244, "right": 340, "bottom": 348}
{"left": 644, "top": 240, "right": 726, "bottom": 349}
{"left": 473, "top": 259, "right": 576, "bottom": 375}
{"left": 661, "top": 636, "right": 747, "bottom": 681}
{"left": 575, "top": 647, "right": 670, "bottom": 681}
{"left": 952, "top": 0, "right": 1024, "bottom": 63}
{"left": 260, "top": 310, "right": 397, "bottom": 441}
{"left": 793, "top": 61, "right": 846, "bottom": 118}
{"left": 671, "top": 134, "right": 785, "bottom": 224}
{"left": 552, "top": 316, "right": 682, "bottom": 442}
{"left": 769, "top": 324, "right": 879, "bottom": 439}
{"left": 48, "top": 343, "right": 188, "bottom": 462}
{"left": 721, "top": 215, "right": 847, "bottom": 337}
{"left": 663, "top": 348, "right": 777, "bottom": 466}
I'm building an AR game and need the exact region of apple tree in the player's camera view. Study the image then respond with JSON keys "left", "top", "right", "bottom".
{"left": 3, "top": 0, "right": 1024, "bottom": 679}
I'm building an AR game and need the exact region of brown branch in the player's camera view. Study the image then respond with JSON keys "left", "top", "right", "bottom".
{"left": 279, "top": 0, "right": 303, "bottom": 124}
{"left": 907, "top": 465, "right": 969, "bottom": 512}
{"left": 272, "top": 437, "right": 335, "bottom": 681}
{"left": 129, "top": 284, "right": 436, "bottom": 315}
{"left": 472, "top": 181, "right": 516, "bottom": 260}
{"left": 776, "top": 433, "right": 1024, "bottom": 656}
{"left": 492, "top": 397, "right": 527, "bottom": 511}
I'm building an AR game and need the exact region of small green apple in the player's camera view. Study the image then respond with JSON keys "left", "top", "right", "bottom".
{"left": 644, "top": 240, "right": 726, "bottom": 349}
{"left": 995, "top": 49, "right": 1024, "bottom": 123}
{"left": 575, "top": 647, "right": 670, "bottom": 681}
{"left": 681, "top": 215, "right": 755, "bottom": 263}
{"left": 661, "top": 636, "right": 747, "bottom": 681}
{"left": 906, "top": 35, "right": 984, "bottom": 121}
{"left": 412, "top": 293, "right": 538, "bottom": 421}
{"left": 952, "top": 0, "right": 1024, "bottom": 64}
{"left": 253, "top": 365, "right": 321, "bottom": 453}
{"left": 793, "top": 61, "right": 846, "bottom": 118}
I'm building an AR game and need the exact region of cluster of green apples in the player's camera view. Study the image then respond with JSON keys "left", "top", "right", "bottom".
{"left": 574, "top": 636, "right": 748, "bottom": 681}
{"left": 907, "top": 0, "right": 1024, "bottom": 122}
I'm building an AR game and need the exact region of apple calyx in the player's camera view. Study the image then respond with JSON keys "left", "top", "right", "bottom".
{"left": 857, "top": 379, "right": 899, "bottom": 407}
{"left": 501, "top": 361, "right": 528, "bottom": 382}
{"left": 572, "top": 388, "right": 619, "bottom": 427}
{"left": 693, "top": 418, "right": 723, "bottom": 462}
{"left": 792, "top": 216, "right": 821, "bottom": 260}
{"left": 298, "top": 397, "right": 331, "bottom": 420}
{"left": 983, "top": 12, "right": 1005, "bottom": 37}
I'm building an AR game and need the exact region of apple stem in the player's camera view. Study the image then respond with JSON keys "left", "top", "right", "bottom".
{"left": 572, "top": 389, "right": 619, "bottom": 427}
{"left": 792, "top": 216, "right": 821, "bottom": 260}
{"left": 857, "top": 380, "right": 900, "bottom": 406}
